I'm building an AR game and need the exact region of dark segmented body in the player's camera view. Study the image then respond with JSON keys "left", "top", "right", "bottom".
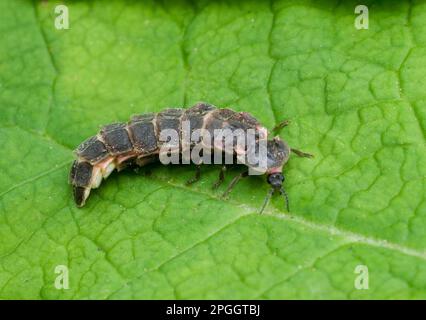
{"left": 69, "top": 102, "right": 290, "bottom": 207}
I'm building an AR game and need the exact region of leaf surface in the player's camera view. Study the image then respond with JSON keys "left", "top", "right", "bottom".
{"left": 0, "top": 0, "right": 425, "bottom": 299}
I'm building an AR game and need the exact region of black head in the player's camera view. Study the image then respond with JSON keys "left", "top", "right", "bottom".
{"left": 267, "top": 172, "right": 284, "bottom": 189}
{"left": 260, "top": 172, "right": 289, "bottom": 214}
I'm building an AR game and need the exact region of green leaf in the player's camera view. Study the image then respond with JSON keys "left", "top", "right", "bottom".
{"left": 0, "top": 0, "right": 425, "bottom": 299}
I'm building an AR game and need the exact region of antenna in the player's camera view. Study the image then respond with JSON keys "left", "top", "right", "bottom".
{"left": 259, "top": 188, "right": 274, "bottom": 214}
{"left": 280, "top": 187, "right": 290, "bottom": 212}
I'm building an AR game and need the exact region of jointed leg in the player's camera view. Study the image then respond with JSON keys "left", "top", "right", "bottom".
{"left": 272, "top": 119, "right": 291, "bottom": 133}
{"left": 222, "top": 170, "right": 248, "bottom": 198}
{"left": 291, "top": 148, "right": 314, "bottom": 158}
{"left": 186, "top": 165, "right": 201, "bottom": 185}
{"left": 212, "top": 165, "right": 227, "bottom": 189}
{"left": 272, "top": 119, "right": 314, "bottom": 158}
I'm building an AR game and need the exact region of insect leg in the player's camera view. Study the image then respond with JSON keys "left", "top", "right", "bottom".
{"left": 186, "top": 165, "right": 201, "bottom": 185}
{"left": 291, "top": 148, "right": 314, "bottom": 158}
{"left": 212, "top": 165, "right": 227, "bottom": 189}
{"left": 222, "top": 170, "right": 248, "bottom": 198}
{"left": 272, "top": 119, "right": 291, "bottom": 133}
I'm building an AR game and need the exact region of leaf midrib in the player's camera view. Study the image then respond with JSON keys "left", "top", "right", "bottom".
{"left": 1, "top": 135, "right": 424, "bottom": 263}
